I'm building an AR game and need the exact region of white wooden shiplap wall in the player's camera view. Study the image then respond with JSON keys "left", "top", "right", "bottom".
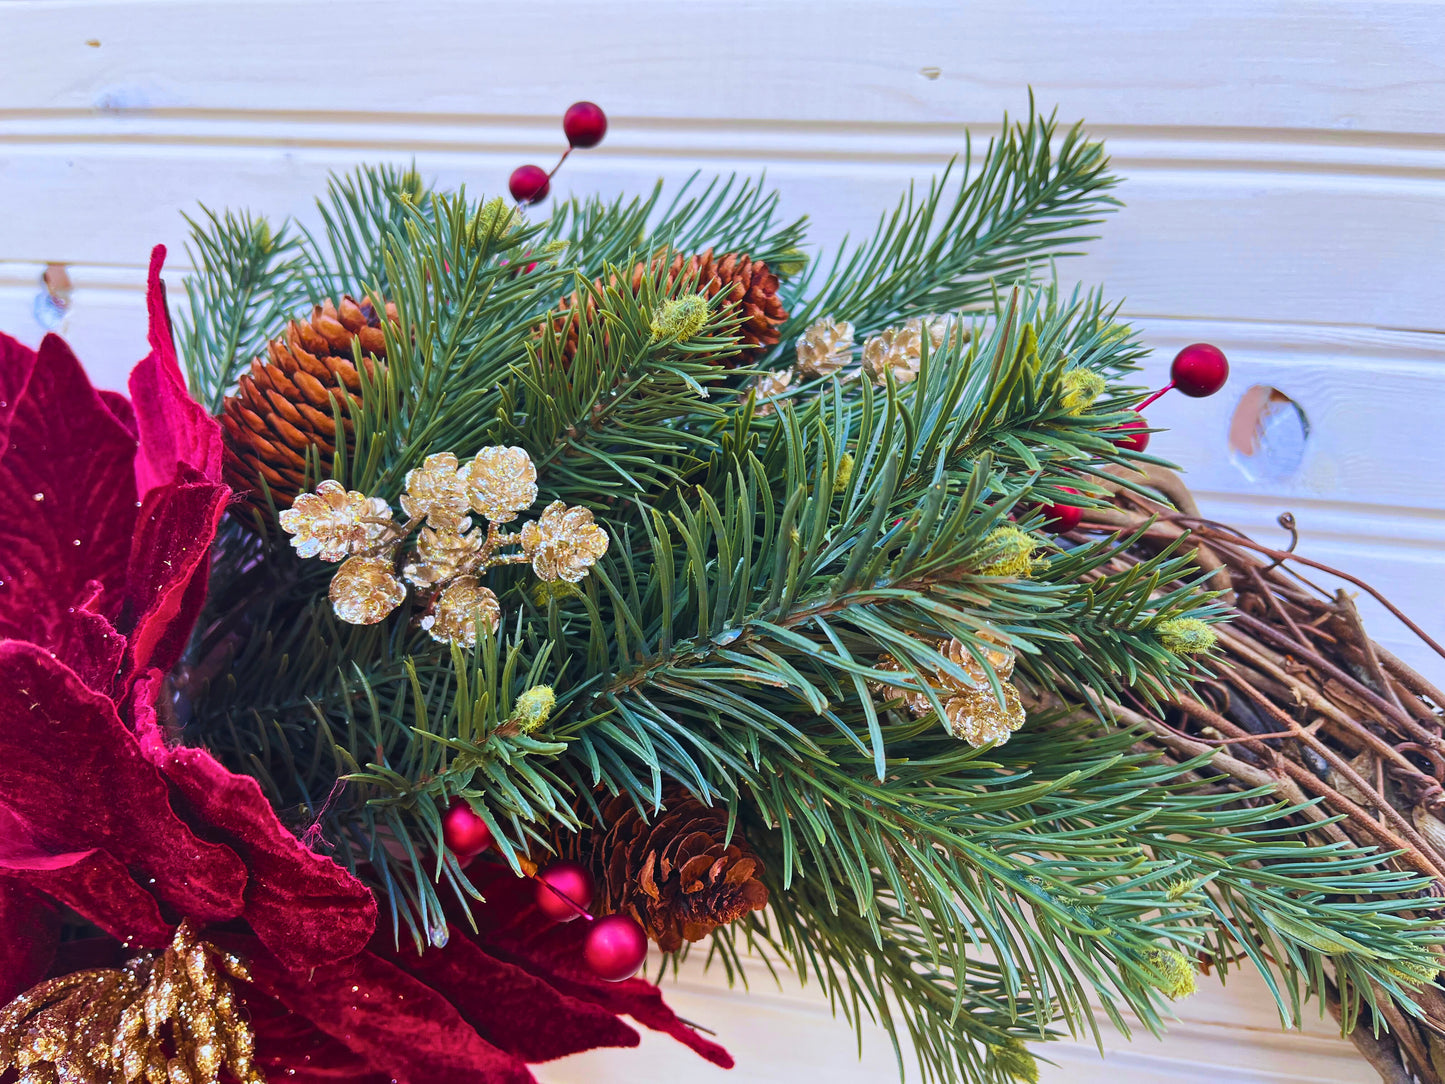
{"left": 1, "top": 2, "right": 1442, "bottom": 1080}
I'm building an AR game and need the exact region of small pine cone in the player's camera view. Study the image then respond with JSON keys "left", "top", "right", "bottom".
{"left": 555, "top": 784, "right": 769, "bottom": 952}
{"left": 551, "top": 249, "right": 787, "bottom": 367}
{"left": 220, "top": 297, "right": 394, "bottom": 510}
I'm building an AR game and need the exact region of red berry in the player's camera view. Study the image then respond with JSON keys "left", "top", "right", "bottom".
{"left": 1041, "top": 487, "right": 1083, "bottom": 532}
{"left": 1114, "top": 417, "right": 1151, "bottom": 453}
{"left": 534, "top": 861, "right": 594, "bottom": 922}
{"left": 583, "top": 913, "right": 649, "bottom": 981}
{"left": 441, "top": 800, "right": 494, "bottom": 857}
{"left": 509, "top": 164, "right": 550, "bottom": 205}
{"left": 562, "top": 101, "right": 608, "bottom": 149}
{"left": 1170, "top": 343, "right": 1229, "bottom": 398}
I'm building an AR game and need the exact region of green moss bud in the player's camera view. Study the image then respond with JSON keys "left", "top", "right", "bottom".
{"left": 531, "top": 579, "right": 582, "bottom": 606}
{"left": 979, "top": 526, "right": 1037, "bottom": 578}
{"left": 774, "top": 247, "right": 809, "bottom": 277}
{"left": 832, "top": 453, "right": 855, "bottom": 493}
{"left": 510, "top": 685, "right": 556, "bottom": 732}
{"left": 1060, "top": 369, "right": 1106, "bottom": 415}
{"left": 1144, "top": 948, "right": 1197, "bottom": 1000}
{"left": 987, "top": 1037, "right": 1039, "bottom": 1084}
{"left": 650, "top": 293, "right": 710, "bottom": 342}
{"left": 1158, "top": 617, "right": 1218, "bottom": 655}
{"left": 1165, "top": 877, "right": 1198, "bottom": 902}
{"left": 471, "top": 197, "right": 520, "bottom": 241}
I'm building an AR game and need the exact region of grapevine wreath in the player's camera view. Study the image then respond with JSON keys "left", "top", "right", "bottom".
{"left": 1, "top": 102, "right": 1441, "bottom": 1084}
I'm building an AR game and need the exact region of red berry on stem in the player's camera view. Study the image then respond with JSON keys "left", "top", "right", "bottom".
{"left": 1114, "top": 417, "right": 1151, "bottom": 453}
{"left": 1170, "top": 343, "right": 1229, "bottom": 398}
{"left": 534, "top": 861, "right": 594, "bottom": 922}
{"left": 583, "top": 913, "right": 649, "bottom": 981}
{"left": 1041, "top": 487, "right": 1082, "bottom": 532}
{"left": 441, "top": 800, "right": 494, "bottom": 857}
{"left": 562, "top": 101, "right": 608, "bottom": 149}
{"left": 509, "top": 164, "right": 550, "bottom": 205}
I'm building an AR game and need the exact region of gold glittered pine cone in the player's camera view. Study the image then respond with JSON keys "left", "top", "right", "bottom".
{"left": 551, "top": 249, "right": 788, "bottom": 367}
{"left": 329, "top": 554, "right": 406, "bottom": 625}
{"left": 221, "top": 296, "right": 394, "bottom": 510}
{"left": 553, "top": 784, "right": 770, "bottom": 952}
{"left": 403, "top": 525, "right": 481, "bottom": 588}
{"left": 794, "top": 316, "right": 855, "bottom": 378}
{"left": 519, "top": 501, "right": 609, "bottom": 583}
{"left": 860, "top": 315, "right": 954, "bottom": 386}
{"left": 421, "top": 576, "right": 500, "bottom": 647}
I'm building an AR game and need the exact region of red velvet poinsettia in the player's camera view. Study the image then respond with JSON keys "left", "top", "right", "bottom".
{"left": 0, "top": 247, "right": 731, "bottom": 1082}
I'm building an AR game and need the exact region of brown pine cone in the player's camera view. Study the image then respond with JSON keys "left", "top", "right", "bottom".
{"left": 553, "top": 784, "right": 769, "bottom": 951}
{"left": 552, "top": 249, "right": 787, "bottom": 367}
{"left": 220, "top": 297, "right": 393, "bottom": 510}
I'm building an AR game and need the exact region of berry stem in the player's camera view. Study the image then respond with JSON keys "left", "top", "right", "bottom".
{"left": 1136, "top": 382, "right": 1174, "bottom": 411}
{"left": 547, "top": 146, "right": 573, "bottom": 181}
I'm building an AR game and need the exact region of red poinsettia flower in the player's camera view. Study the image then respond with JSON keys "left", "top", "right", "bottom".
{"left": 0, "top": 247, "right": 731, "bottom": 1082}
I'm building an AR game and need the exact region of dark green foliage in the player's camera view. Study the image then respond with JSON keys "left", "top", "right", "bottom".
{"left": 175, "top": 106, "right": 1440, "bottom": 1084}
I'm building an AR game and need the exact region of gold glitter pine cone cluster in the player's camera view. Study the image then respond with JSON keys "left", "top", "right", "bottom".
{"left": 877, "top": 634, "right": 1026, "bottom": 748}
{"left": 749, "top": 314, "right": 964, "bottom": 414}
{"left": 0, "top": 921, "right": 261, "bottom": 1084}
{"left": 221, "top": 296, "right": 395, "bottom": 510}
{"left": 552, "top": 785, "right": 770, "bottom": 952}
{"left": 279, "top": 445, "right": 608, "bottom": 647}
{"left": 552, "top": 248, "right": 788, "bottom": 366}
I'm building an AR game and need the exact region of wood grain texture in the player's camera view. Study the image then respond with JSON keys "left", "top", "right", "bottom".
{"left": 1, "top": 2, "right": 1442, "bottom": 1078}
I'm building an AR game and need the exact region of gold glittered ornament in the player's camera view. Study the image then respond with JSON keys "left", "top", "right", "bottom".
{"left": 942, "top": 681, "right": 1027, "bottom": 747}
{"left": 404, "top": 525, "right": 482, "bottom": 588}
{"left": 860, "top": 315, "right": 955, "bottom": 386}
{"left": 400, "top": 452, "right": 471, "bottom": 532}
{"left": 330, "top": 554, "right": 407, "bottom": 624}
{"left": 874, "top": 634, "right": 1027, "bottom": 748}
{"left": 794, "top": 317, "right": 855, "bottom": 378}
{"left": 465, "top": 445, "right": 538, "bottom": 523}
{"left": 278, "top": 479, "right": 396, "bottom": 562}
{"left": 421, "top": 576, "right": 500, "bottom": 647}
{"left": 286, "top": 445, "right": 607, "bottom": 632}
{"left": 0, "top": 921, "right": 262, "bottom": 1084}
{"left": 749, "top": 369, "right": 794, "bottom": 417}
{"left": 520, "top": 501, "right": 610, "bottom": 582}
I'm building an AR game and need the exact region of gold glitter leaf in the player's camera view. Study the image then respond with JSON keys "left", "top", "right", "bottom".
{"left": 794, "top": 317, "right": 855, "bottom": 378}
{"left": 519, "top": 501, "right": 610, "bottom": 583}
{"left": 330, "top": 555, "right": 406, "bottom": 625}
{"left": 0, "top": 922, "right": 263, "bottom": 1084}
{"left": 420, "top": 576, "right": 501, "bottom": 647}
{"left": 401, "top": 452, "right": 471, "bottom": 532}
{"left": 278, "top": 479, "right": 396, "bottom": 562}
{"left": 465, "top": 446, "right": 538, "bottom": 524}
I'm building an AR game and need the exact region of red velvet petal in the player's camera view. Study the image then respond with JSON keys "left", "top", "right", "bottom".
{"left": 0, "top": 332, "right": 38, "bottom": 461}
{"left": 0, "top": 878, "right": 59, "bottom": 1003}
{"left": 121, "top": 479, "right": 229, "bottom": 687}
{"left": 0, "top": 806, "right": 171, "bottom": 949}
{"left": 0, "top": 642, "right": 248, "bottom": 927}
{"left": 0, "top": 335, "right": 138, "bottom": 646}
{"left": 223, "top": 935, "right": 538, "bottom": 1084}
{"left": 245, "top": 991, "right": 393, "bottom": 1084}
{"left": 129, "top": 245, "right": 223, "bottom": 494}
{"left": 463, "top": 863, "right": 735, "bottom": 1069}
{"left": 131, "top": 670, "right": 377, "bottom": 971}
{"left": 373, "top": 926, "right": 641, "bottom": 1063}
